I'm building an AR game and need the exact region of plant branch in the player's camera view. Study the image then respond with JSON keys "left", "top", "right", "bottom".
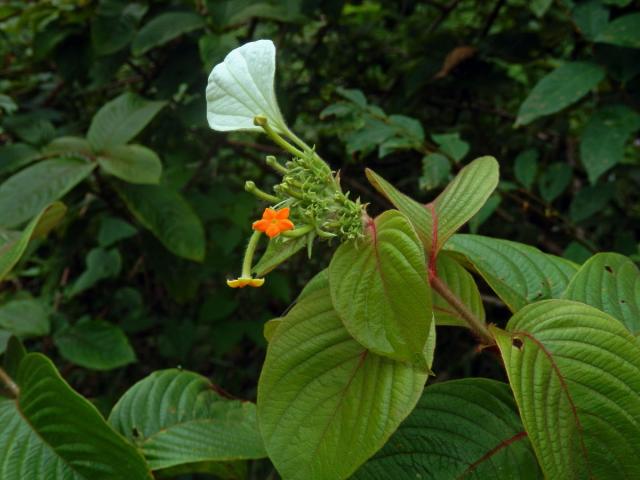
{"left": 0, "top": 366, "right": 19, "bottom": 398}
{"left": 431, "top": 275, "right": 494, "bottom": 345}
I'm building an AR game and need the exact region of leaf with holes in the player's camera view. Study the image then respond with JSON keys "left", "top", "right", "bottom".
{"left": 563, "top": 252, "right": 640, "bottom": 335}
{"left": 433, "top": 252, "right": 485, "bottom": 327}
{"left": 0, "top": 353, "right": 152, "bottom": 479}
{"left": 515, "top": 62, "right": 605, "bottom": 126}
{"left": 114, "top": 183, "right": 205, "bottom": 261}
{"left": 367, "top": 156, "right": 498, "bottom": 255}
{"left": 329, "top": 210, "right": 432, "bottom": 365}
{"left": 445, "top": 234, "right": 578, "bottom": 312}
{"left": 258, "top": 277, "right": 434, "bottom": 480}
{"left": 0, "top": 202, "right": 66, "bottom": 282}
{"left": 87, "top": 92, "right": 166, "bottom": 152}
{"left": 0, "top": 158, "right": 94, "bottom": 228}
{"left": 109, "top": 369, "right": 265, "bottom": 477}
{"left": 493, "top": 300, "right": 640, "bottom": 479}
{"left": 354, "top": 378, "right": 542, "bottom": 479}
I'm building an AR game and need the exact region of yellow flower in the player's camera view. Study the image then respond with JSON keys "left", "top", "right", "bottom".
{"left": 226, "top": 277, "right": 265, "bottom": 288}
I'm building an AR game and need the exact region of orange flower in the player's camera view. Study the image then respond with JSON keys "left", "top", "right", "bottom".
{"left": 252, "top": 207, "right": 294, "bottom": 239}
{"left": 227, "top": 277, "right": 265, "bottom": 288}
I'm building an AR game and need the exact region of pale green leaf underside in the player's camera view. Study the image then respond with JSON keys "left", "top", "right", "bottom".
{"left": 354, "top": 378, "right": 542, "bottom": 479}
{"left": 445, "top": 234, "right": 578, "bottom": 312}
{"left": 329, "top": 210, "right": 432, "bottom": 364}
{"left": 493, "top": 300, "right": 640, "bottom": 479}
{"left": 366, "top": 156, "right": 498, "bottom": 254}
{"left": 114, "top": 183, "right": 205, "bottom": 261}
{"left": 206, "top": 39, "right": 288, "bottom": 133}
{"left": 515, "top": 62, "right": 605, "bottom": 126}
{"left": 0, "top": 158, "right": 94, "bottom": 228}
{"left": 0, "top": 353, "right": 151, "bottom": 480}
{"left": 258, "top": 279, "right": 431, "bottom": 480}
{"left": 434, "top": 252, "right": 485, "bottom": 327}
{"left": 109, "top": 369, "right": 266, "bottom": 473}
{"left": 563, "top": 252, "right": 640, "bottom": 335}
{"left": 432, "top": 156, "right": 499, "bottom": 251}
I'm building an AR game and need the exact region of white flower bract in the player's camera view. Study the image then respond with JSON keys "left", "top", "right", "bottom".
{"left": 206, "top": 39, "right": 288, "bottom": 134}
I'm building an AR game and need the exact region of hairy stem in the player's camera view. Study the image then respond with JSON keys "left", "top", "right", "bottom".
{"left": 430, "top": 275, "right": 494, "bottom": 345}
{"left": 0, "top": 366, "right": 19, "bottom": 398}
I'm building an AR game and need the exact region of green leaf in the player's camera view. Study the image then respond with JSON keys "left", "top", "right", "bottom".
{"left": 0, "top": 202, "right": 66, "bottom": 282}
{"left": 563, "top": 252, "right": 640, "bottom": 335}
{"left": 515, "top": 62, "right": 605, "bottom": 126}
{"left": 573, "top": 0, "right": 609, "bottom": 40}
{"left": 468, "top": 193, "right": 501, "bottom": 233}
{"left": 253, "top": 235, "right": 307, "bottom": 277}
{"left": 367, "top": 156, "right": 499, "bottom": 254}
{"left": 91, "top": 12, "right": 135, "bottom": 56}
{"left": 2, "top": 336, "right": 26, "bottom": 378}
{"left": 132, "top": 12, "right": 205, "bottom": 56}
{"left": 0, "top": 143, "right": 40, "bottom": 176}
{"left": 580, "top": 105, "right": 640, "bottom": 183}
{"left": 493, "top": 300, "right": 640, "bottom": 479}
{"left": 419, "top": 153, "right": 451, "bottom": 191}
{"left": 530, "top": 0, "right": 553, "bottom": 17}
{"left": 109, "top": 369, "right": 266, "bottom": 474}
{"left": 258, "top": 279, "right": 432, "bottom": 480}
{"left": 98, "top": 216, "right": 137, "bottom": 247}
{"left": 98, "top": 144, "right": 162, "bottom": 184}
{"left": 432, "top": 132, "right": 469, "bottom": 162}
{"left": 365, "top": 168, "right": 433, "bottom": 248}
{"left": 434, "top": 252, "right": 485, "bottom": 327}
{"left": 69, "top": 247, "right": 122, "bottom": 297}
{"left": 114, "top": 183, "right": 205, "bottom": 261}
{"left": 538, "top": 162, "right": 572, "bottom": 203}
{"left": 0, "top": 298, "right": 49, "bottom": 338}
{"left": 43, "top": 136, "right": 93, "bottom": 158}
{"left": 431, "top": 156, "right": 500, "bottom": 251}
{"left": 446, "top": 234, "right": 578, "bottom": 312}
{"left": 54, "top": 319, "right": 135, "bottom": 370}
{"left": 596, "top": 12, "right": 640, "bottom": 49}
{"left": 0, "top": 353, "right": 152, "bottom": 479}
{"left": 514, "top": 148, "right": 538, "bottom": 190}
{"left": 0, "top": 158, "right": 94, "bottom": 228}
{"left": 87, "top": 92, "right": 166, "bottom": 152}
{"left": 329, "top": 210, "right": 432, "bottom": 364}
{"left": 569, "top": 184, "right": 613, "bottom": 222}
{"left": 354, "top": 378, "right": 542, "bottom": 479}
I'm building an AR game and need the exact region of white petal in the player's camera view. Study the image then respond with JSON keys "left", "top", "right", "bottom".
{"left": 206, "top": 39, "right": 288, "bottom": 133}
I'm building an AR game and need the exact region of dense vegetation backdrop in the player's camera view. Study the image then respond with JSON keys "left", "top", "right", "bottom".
{"left": 1, "top": 0, "right": 639, "bottom": 477}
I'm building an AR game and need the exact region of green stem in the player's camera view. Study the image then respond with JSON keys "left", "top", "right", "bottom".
{"left": 430, "top": 275, "right": 494, "bottom": 345}
{"left": 280, "top": 224, "right": 314, "bottom": 238}
{"left": 245, "top": 181, "right": 280, "bottom": 203}
{"left": 255, "top": 116, "right": 305, "bottom": 158}
{"left": 265, "top": 156, "right": 289, "bottom": 175}
{"left": 0, "top": 366, "right": 19, "bottom": 398}
{"left": 242, "top": 230, "right": 263, "bottom": 277}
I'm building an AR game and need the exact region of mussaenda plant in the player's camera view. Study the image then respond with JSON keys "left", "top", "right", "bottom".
{"left": 205, "top": 39, "right": 640, "bottom": 480}
{"left": 1, "top": 38, "right": 639, "bottom": 480}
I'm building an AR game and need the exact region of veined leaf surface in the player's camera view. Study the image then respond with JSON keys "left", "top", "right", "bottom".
{"left": 329, "top": 210, "right": 432, "bottom": 364}
{"left": 258, "top": 279, "right": 433, "bottom": 480}
{"left": 354, "top": 378, "right": 542, "bottom": 479}
{"left": 493, "top": 300, "right": 640, "bottom": 479}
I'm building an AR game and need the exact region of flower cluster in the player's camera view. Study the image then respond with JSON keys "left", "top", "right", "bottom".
{"left": 207, "top": 40, "right": 366, "bottom": 288}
